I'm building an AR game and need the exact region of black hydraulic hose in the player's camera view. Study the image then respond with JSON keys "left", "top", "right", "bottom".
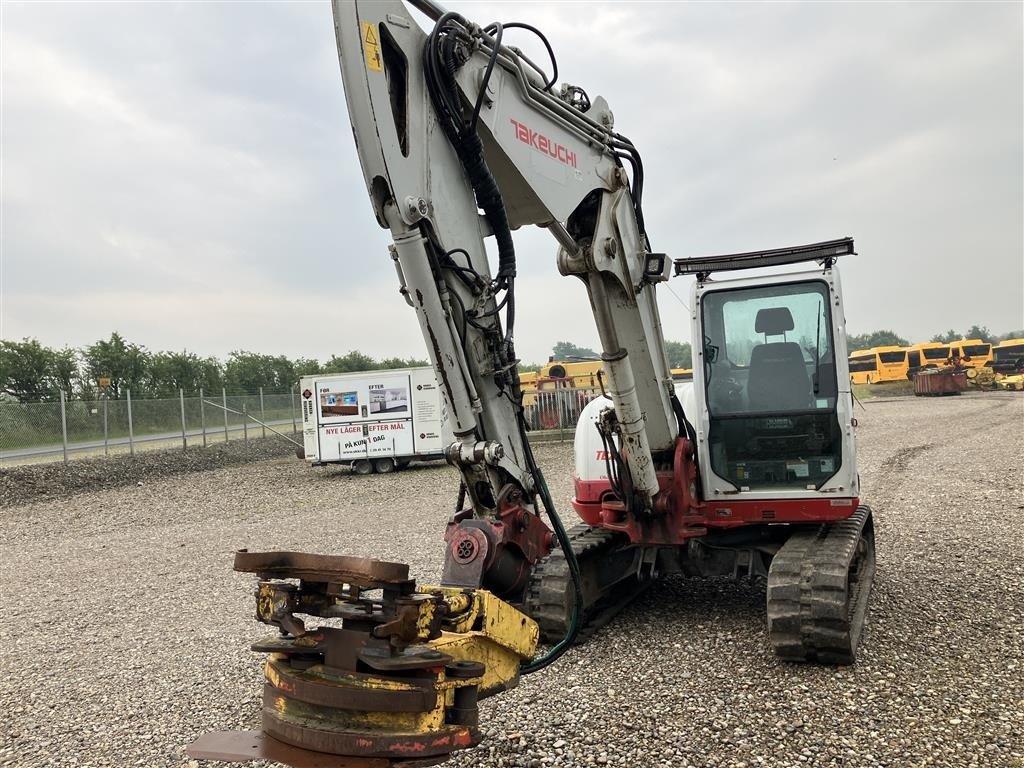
{"left": 499, "top": 22, "right": 558, "bottom": 90}
{"left": 424, "top": 21, "right": 517, "bottom": 289}
{"left": 423, "top": 15, "right": 584, "bottom": 673}
{"left": 467, "top": 22, "right": 502, "bottom": 135}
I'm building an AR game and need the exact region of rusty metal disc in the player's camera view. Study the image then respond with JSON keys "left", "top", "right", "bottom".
{"left": 233, "top": 550, "right": 411, "bottom": 587}
{"left": 187, "top": 730, "right": 446, "bottom": 767}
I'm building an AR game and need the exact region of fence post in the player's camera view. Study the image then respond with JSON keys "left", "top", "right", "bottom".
{"left": 558, "top": 391, "right": 565, "bottom": 443}
{"left": 291, "top": 384, "right": 298, "bottom": 435}
{"left": 179, "top": 388, "right": 187, "bottom": 452}
{"left": 59, "top": 389, "right": 69, "bottom": 465}
{"left": 222, "top": 388, "right": 229, "bottom": 443}
{"left": 243, "top": 403, "right": 249, "bottom": 447}
{"left": 259, "top": 387, "right": 266, "bottom": 439}
{"left": 200, "top": 388, "right": 207, "bottom": 448}
{"left": 126, "top": 389, "right": 135, "bottom": 457}
{"left": 103, "top": 395, "right": 109, "bottom": 456}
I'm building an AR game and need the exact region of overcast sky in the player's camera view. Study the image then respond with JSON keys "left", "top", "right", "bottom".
{"left": 2, "top": 1, "right": 1021, "bottom": 364}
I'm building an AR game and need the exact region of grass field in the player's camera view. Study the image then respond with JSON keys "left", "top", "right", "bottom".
{"left": 852, "top": 379, "right": 914, "bottom": 399}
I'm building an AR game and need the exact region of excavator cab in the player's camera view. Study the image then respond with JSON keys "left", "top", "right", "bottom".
{"left": 682, "top": 244, "right": 858, "bottom": 500}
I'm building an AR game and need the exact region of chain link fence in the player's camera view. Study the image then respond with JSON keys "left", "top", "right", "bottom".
{"left": 0, "top": 388, "right": 301, "bottom": 466}
{"left": 1, "top": 382, "right": 610, "bottom": 467}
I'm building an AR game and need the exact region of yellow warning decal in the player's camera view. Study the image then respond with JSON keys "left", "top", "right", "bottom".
{"left": 362, "top": 21, "right": 382, "bottom": 72}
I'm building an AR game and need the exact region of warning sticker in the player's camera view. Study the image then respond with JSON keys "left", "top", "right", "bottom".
{"left": 362, "top": 21, "right": 382, "bottom": 72}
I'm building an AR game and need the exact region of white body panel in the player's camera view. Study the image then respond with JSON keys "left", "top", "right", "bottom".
{"left": 300, "top": 368, "right": 446, "bottom": 466}
{"left": 574, "top": 383, "right": 696, "bottom": 488}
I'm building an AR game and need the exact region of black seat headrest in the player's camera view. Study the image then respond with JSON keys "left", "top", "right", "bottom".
{"left": 754, "top": 307, "right": 795, "bottom": 335}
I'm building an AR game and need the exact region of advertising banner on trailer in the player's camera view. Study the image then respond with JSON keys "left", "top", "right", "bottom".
{"left": 299, "top": 367, "right": 446, "bottom": 473}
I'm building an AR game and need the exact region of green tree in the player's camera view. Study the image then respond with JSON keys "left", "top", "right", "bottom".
{"left": 224, "top": 351, "right": 296, "bottom": 393}
{"left": 323, "top": 351, "right": 376, "bottom": 373}
{"left": 378, "top": 356, "right": 429, "bottom": 369}
{"left": 664, "top": 340, "right": 692, "bottom": 369}
{"left": 847, "top": 330, "right": 909, "bottom": 350}
{"left": 962, "top": 325, "right": 993, "bottom": 343}
{"left": 52, "top": 347, "right": 80, "bottom": 396}
{"left": 930, "top": 329, "right": 959, "bottom": 344}
{"left": 551, "top": 341, "right": 598, "bottom": 361}
{"left": 82, "top": 332, "right": 149, "bottom": 399}
{"left": 997, "top": 329, "right": 1024, "bottom": 342}
{"left": 293, "top": 357, "right": 322, "bottom": 377}
{"left": 0, "top": 338, "right": 79, "bottom": 401}
{"left": 148, "top": 351, "right": 224, "bottom": 396}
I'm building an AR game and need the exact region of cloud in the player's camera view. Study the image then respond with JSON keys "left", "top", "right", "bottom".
{"left": 2, "top": 1, "right": 1021, "bottom": 366}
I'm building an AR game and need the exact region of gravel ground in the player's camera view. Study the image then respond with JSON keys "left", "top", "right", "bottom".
{"left": 0, "top": 437, "right": 298, "bottom": 508}
{"left": 1, "top": 393, "right": 1021, "bottom": 768}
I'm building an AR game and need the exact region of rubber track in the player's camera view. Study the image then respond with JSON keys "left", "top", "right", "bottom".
{"left": 524, "top": 523, "right": 627, "bottom": 642}
{"left": 767, "top": 504, "right": 875, "bottom": 665}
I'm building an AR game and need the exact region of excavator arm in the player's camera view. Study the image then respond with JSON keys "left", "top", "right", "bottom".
{"left": 335, "top": 0, "right": 680, "bottom": 535}
{"left": 189, "top": 2, "right": 690, "bottom": 765}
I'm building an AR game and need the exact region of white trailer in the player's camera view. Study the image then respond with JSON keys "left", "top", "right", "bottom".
{"left": 298, "top": 367, "right": 446, "bottom": 474}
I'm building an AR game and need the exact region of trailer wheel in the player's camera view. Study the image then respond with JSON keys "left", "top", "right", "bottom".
{"left": 374, "top": 458, "right": 396, "bottom": 474}
{"left": 295, "top": 445, "right": 305, "bottom": 460}
{"left": 352, "top": 459, "right": 373, "bottom": 475}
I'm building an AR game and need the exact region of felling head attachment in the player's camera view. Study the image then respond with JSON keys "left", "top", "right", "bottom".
{"left": 188, "top": 550, "right": 539, "bottom": 768}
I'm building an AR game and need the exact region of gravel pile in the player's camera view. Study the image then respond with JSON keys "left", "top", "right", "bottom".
{"left": 1, "top": 393, "right": 1021, "bottom": 768}
{"left": 0, "top": 437, "right": 298, "bottom": 508}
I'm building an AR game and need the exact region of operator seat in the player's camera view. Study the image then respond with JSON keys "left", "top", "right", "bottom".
{"left": 747, "top": 307, "right": 814, "bottom": 411}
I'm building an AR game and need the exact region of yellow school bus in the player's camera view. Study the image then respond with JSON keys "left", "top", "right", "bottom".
{"left": 950, "top": 339, "right": 993, "bottom": 368}
{"left": 848, "top": 349, "right": 877, "bottom": 385}
{"left": 991, "top": 338, "right": 1024, "bottom": 374}
{"left": 871, "top": 346, "right": 910, "bottom": 382}
{"left": 849, "top": 347, "right": 908, "bottom": 384}
{"left": 906, "top": 342, "right": 950, "bottom": 377}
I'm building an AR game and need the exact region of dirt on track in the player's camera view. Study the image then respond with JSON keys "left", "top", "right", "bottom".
{"left": 1, "top": 393, "right": 1022, "bottom": 768}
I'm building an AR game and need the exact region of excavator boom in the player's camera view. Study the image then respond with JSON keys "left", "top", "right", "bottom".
{"left": 189, "top": 2, "right": 876, "bottom": 765}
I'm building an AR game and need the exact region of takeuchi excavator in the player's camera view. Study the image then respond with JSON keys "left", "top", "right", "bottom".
{"left": 189, "top": 1, "right": 876, "bottom": 765}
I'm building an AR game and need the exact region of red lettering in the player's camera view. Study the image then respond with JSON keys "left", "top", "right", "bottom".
{"left": 509, "top": 118, "right": 578, "bottom": 169}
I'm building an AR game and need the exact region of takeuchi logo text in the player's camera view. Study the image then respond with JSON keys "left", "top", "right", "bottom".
{"left": 510, "top": 119, "right": 577, "bottom": 168}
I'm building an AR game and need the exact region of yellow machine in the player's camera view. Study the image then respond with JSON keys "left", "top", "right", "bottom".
{"left": 518, "top": 370, "right": 540, "bottom": 408}
{"left": 996, "top": 373, "right": 1024, "bottom": 391}
{"left": 538, "top": 360, "right": 603, "bottom": 388}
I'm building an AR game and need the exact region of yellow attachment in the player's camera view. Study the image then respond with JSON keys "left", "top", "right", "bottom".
{"left": 420, "top": 586, "right": 540, "bottom": 697}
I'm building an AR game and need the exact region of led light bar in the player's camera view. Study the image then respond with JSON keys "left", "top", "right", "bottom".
{"left": 674, "top": 237, "right": 855, "bottom": 279}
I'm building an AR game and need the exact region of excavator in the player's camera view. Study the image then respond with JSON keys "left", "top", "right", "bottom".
{"left": 189, "top": 1, "right": 875, "bottom": 765}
